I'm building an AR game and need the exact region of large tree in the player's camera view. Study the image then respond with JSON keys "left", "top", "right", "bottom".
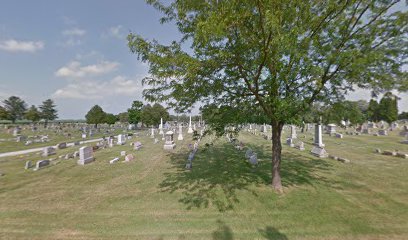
{"left": 378, "top": 92, "right": 398, "bottom": 123}
{"left": 104, "top": 113, "right": 117, "bottom": 125}
{"left": 367, "top": 99, "right": 380, "bottom": 122}
{"left": 140, "top": 103, "right": 170, "bottom": 127}
{"left": 25, "top": 105, "right": 41, "bottom": 123}
{"left": 39, "top": 99, "right": 58, "bottom": 127}
{"left": 128, "top": 0, "right": 407, "bottom": 191}
{"left": 128, "top": 100, "right": 144, "bottom": 125}
{"left": 2, "top": 96, "right": 27, "bottom": 123}
{"left": 85, "top": 105, "right": 106, "bottom": 128}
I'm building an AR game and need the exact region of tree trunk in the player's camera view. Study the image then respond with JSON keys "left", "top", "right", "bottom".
{"left": 44, "top": 120, "right": 48, "bottom": 128}
{"left": 271, "top": 120, "right": 284, "bottom": 193}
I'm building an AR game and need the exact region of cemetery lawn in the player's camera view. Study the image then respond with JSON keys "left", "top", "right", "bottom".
{"left": 0, "top": 130, "right": 407, "bottom": 239}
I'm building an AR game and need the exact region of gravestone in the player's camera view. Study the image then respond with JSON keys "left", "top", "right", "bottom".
{"left": 12, "top": 128, "right": 20, "bottom": 136}
{"left": 311, "top": 146, "right": 328, "bottom": 158}
{"left": 120, "top": 151, "right": 126, "bottom": 156}
{"left": 108, "top": 138, "right": 114, "bottom": 147}
{"left": 311, "top": 123, "right": 328, "bottom": 157}
{"left": 124, "top": 154, "right": 134, "bottom": 162}
{"left": 314, "top": 124, "right": 325, "bottom": 147}
{"left": 188, "top": 116, "right": 193, "bottom": 134}
{"left": 110, "top": 157, "right": 119, "bottom": 164}
{"left": 378, "top": 129, "right": 388, "bottom": 136}
{"left": 25, "top": 160, "right": 33, "bottom": 169}
{"left": 286, "top": 138, "right": 295, "bottom": 147}
{"left": 335, "top": 133, "right": 343, "bottom": 138}
{"left": 178, "top": 125, "right": 184, "bottom": 141}
{"left": 163, "top": 131, "right": 176, "bottom": 150}
{"left": 402, "top": 134, "right": 408, "bottom": 144}
{"left": 290, "top": 125, "right": 297, "bottom": 139}
{"left": 77, "top": 146, "right": 94, "bottom": 165}
{"left": 42, "top": 147, "right": 56, "bottom": 157}
{"left": 245, "top": 149, "right": 253, "bottom": 159}
{"left": 159, "top": 118, "right": 164, "bottom": 135}
{"left": 34, "top": 160, "right": 50, "bottom": 170}
{"left": 150, "top": 128, "right": 155, "bottom": 138}
{"left": 16, "top": 135, "right": 27, "bottom": 142}
{"left": 249, "top": 153, "right": 258, "bottom": 166}
{"left": 326, "top": 124, "right": 336, "bottom": 134}
{"left": 117, "top": 134, "right": 126, "bottom": 145}
{"left": 154, "top": 138, "right": 159, "bottom": 144}
{"left": 296, "top": 142, "right": 305, "bottom": 151}
{"left": 82, "top": 133, "right": 87, "bottom": 139}
{"left": 57, "top": 142, "right": 67, "bottom": 149}
{"left": 134, "top": 141, "right": 143, "bottom": 150}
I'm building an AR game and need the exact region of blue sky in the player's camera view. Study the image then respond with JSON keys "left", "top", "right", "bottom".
{"left": 0, "top": 0, "right": 407, "bottom": 119}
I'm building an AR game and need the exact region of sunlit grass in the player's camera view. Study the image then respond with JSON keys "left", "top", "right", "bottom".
{"left": 0, "top": 128, "right": 407, "bottom": 239}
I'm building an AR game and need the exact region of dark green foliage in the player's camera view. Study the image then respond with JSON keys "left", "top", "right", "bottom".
{"left": 141, "top": 103, "right": 170, "bottom": 127}
{"left": 39, "top": 99, "right": 58, "bottom": 121}
{"left": 378, "top": 92, "right": 398, "bottom": 123}
{"left": 104, "top": 113, "right": 117, "bottom": 125}
{"left": 0, "top": 106, "right": 9, "bottom": 120}
{"left": 85, "top": 105, "right": 106, "bottom": 128}
{"left": 128, "top": 100, "right": 144, "bottom": 125}
{"left": 25, "top": 105, "right": 41, "bottom": 123}
{"left": 367, "top": 99, "right": 380, "bottom": 122}
{"left": 323, "top": 101, "right": 366, "bottom": 125}
{"left": 2, "top": 96, "right": 27, "bottom": 123}
{"left": 117, "top": 112, "right": 129, "bottom": 123}
{"left": 398, "top": 111, "right": 408, "bottom": 120}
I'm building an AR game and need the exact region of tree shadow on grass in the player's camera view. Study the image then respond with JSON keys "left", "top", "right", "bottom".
{"left": 259, "top": 226, "right": 288, "bottom": 240}
{"left": 212, "top": 220, "right": 234, "bottom": 240}
{"left": 159, "top": 142, "right": 335, "bottom": 211}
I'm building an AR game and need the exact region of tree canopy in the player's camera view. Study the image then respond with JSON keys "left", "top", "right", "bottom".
{"left": 2, "top": 96, "right": 27, "bottom": 123}
{"left": 39, "top": 99, "right": 58, "bottom": 127}
{"left": 141, "top": 103, "right": 170, "bottom": 127}
{"left": 85, "top": 105, "right": 106, "bottom": 128}
{"left": 128, "top": 0, "right": 408, "bottom": 191}
{"left": 25, "top": 105, "right": 41, "bottom": 123}
{"left": 128, "top": 100, "right": 144, "bottom": 125}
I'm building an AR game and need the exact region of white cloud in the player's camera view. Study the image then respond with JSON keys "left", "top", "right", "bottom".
{"left": 62, "top": 16, "right": 77, "bottom": 25}
{"left": 102, "top": 25, "right": 126, "bottom": 39}
{"left": 59, "top": 27, "right": 86, "bottom": 47}
{"left": 62, "top": 28, "right": 86, "bottom": 36}
{"left": 0, "top": 39, "right": 44, "bottom": 53}
{"left": 55, "top": 60, "right": 119, "bottom": 78}
{"left": 52, "top": 75, "right": 143, "bottom": 100}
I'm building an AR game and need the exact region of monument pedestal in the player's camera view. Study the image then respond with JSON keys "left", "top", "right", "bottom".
{"left": 311, "top": 146, "right": 328, "bottom": 158}
{"left": 164, "top": 141, "right": 176, "bottom": 150}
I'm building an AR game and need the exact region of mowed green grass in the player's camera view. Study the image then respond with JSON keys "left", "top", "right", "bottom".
{"left": 0, "top": 128, "right": 407, "bottom": 239}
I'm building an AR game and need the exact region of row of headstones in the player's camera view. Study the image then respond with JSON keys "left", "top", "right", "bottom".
{"left": 31, "top": 140, "right": 145, "bottom": 171}
{"left": 375, "top": 149, "right": 408, "bottom": 159}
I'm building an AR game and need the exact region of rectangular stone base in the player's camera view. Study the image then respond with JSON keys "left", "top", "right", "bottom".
{"left": 163, "top": 144, "right": 176, "bottom": 150}
{"left": 311, "top": 146, "right": 328, "bottom": 158}
{"left": 77, "top": 157, "right": 95, "bottom": 165}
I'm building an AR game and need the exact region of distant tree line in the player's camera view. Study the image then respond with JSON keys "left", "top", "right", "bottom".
{"left": 85, "top": 101, "right": 170, "bottom": 128}
{"left": 0, "top": 96, "right": 58, "bottom": 126}
{"left": 306, "top": 92, "right": 399, "bottom": 125}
